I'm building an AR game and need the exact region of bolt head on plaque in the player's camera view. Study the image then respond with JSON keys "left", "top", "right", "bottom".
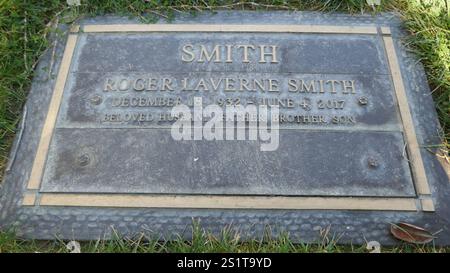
{"left": 90, "top": 95, "right": 102, "bottom": 105}
{"left": 358, "top": 96, "right": 368, "bottom": 106}
{"left": 76, "top": 153, "right": 91, "bottom": 167}
{"left": 367, "top": 157, "right": 379, "bottom": 168}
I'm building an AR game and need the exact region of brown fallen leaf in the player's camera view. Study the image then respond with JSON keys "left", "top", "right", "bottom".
{"left": 390, "top": 222, "right": 436, "bottom": 244}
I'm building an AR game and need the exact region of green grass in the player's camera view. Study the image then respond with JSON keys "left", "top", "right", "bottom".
{"left": 0, "top": 224, "right": 448, "bottom": 253}
{"left": 0, "top": 0, "right": 449, "bottom": 252}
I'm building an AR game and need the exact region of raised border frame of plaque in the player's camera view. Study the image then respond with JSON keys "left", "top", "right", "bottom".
{"left": 21, "top": 23, "right": 433, "bottom": 212}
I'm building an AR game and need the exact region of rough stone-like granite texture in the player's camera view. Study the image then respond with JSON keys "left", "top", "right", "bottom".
{"left": 0, "top": 11, "right": 449, "bottom": 245}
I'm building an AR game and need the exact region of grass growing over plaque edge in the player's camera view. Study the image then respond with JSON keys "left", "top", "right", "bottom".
{"left": 0, "top": 0, "right": 449, "bottom": 252}
{"left": 0, "top": 222, "right": 449, "bottom": 253}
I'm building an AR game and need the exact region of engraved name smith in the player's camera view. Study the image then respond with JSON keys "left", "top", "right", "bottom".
{"left": 181, "top": 44, "right": 279, "bottom": 63}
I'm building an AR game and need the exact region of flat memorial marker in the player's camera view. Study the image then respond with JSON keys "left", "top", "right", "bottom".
{"left": 1, "top": 12, "right": 449, "bottom": 244}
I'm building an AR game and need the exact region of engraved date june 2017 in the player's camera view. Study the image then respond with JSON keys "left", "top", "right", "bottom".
{"left": 317, "top": 99, "right": 345, "bottom": 110}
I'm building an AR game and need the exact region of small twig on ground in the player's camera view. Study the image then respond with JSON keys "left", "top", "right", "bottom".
{"left": 24, "top": 11, "right": 28, "bottom": 71}
{"left": 48, "top": 17, "right": 59, "bottom": 79}
{"left": 128, "top": 4, "right": 147, "bottom": 21}
{"left": 168, "top": 6, "right": 184, "bottom": 14}
{"left": 201, "top": 0, "right": 210, "bottom": 10}
{"left": 148, "top": 9, "right": 168, "bottom": 19}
